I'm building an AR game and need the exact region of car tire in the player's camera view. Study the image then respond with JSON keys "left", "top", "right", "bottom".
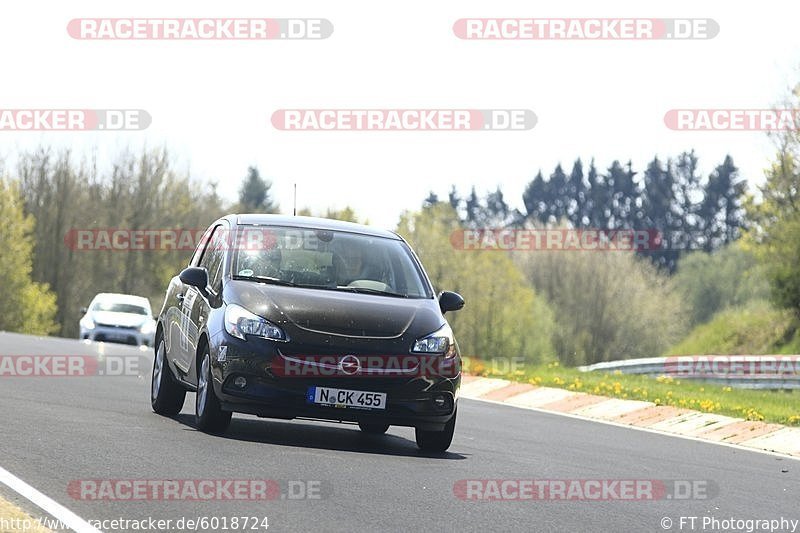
{"left": 195, "top": 349, "right": 232, "bottom": 434}
{"left": 415, "top": 408, "right": 456, "bottom": 452}
{"left": 358, "top": 421, "right": 390, "bottom": 435}
{"left": 151, "top": 337, "right": 186, "bottom": 416}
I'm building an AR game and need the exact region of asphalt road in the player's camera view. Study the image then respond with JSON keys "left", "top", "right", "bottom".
{"left": 0, "top": 332, "right": 797, "bottom": 533}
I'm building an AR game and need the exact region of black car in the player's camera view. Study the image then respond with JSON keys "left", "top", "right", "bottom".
{"left": 151, "top": 214, "right": 465, "bottom": 451}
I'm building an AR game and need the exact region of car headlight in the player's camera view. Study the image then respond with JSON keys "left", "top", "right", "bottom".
{"left": 412, "top": 323, "right": 455, "bottom": 355}
{"left": 224, "top": 304, "right": 286, "bottom": 341}
{"left": 80, "top": 317, "right": 95, "bottom": 330}
{"left": 139, "top": 321, "right": 155, "bottom": 335}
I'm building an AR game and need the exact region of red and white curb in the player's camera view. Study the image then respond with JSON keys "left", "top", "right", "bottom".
{"left": 460, "top": 375, "right": 800, "bottom": 459}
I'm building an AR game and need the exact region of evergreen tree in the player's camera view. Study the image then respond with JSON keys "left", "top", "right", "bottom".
{"left": 523, "top": 171, "right": 549, "bottom": 224}
{"left": 567, "top": 159, "right": 588, "bottom": 226}
{"left": 700, "top": 155, "right": 746, "bottom": 250}
{"left": 238, "top": 166, "right": 278, "bottom": 213}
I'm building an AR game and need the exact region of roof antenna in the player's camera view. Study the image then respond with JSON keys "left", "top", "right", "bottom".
{"left": 293, "top": 183, "right": 297, "bottom": 216}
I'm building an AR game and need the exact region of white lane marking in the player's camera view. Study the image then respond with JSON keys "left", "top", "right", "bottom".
{"left": 0, "top": 464, "right": 101, "bottom": 533}
{"left": 462, "top": 396, "right": 800, "bottom": 463}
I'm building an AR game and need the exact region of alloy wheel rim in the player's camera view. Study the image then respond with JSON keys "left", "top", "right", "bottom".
{"left": 152, "top": 342, "right": 163, "bottom": 400}
{"left": 197, "top": 354, "right": 209, "bottom": 416}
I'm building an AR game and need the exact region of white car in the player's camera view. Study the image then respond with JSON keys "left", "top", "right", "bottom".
{"left": 79, "top": 293, "right": 156, "bottom": 347}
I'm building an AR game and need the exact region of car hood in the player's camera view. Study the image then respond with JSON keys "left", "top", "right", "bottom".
{"left": 226, "top": 281, "right": 442, "bottom": 339}
{"left": 91, "top": 311, "right": 150, "bottom": 328}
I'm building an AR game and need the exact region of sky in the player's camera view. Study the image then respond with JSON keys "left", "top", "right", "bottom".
{"left": 1, "top": 1, "right": 799, "bottom": 229}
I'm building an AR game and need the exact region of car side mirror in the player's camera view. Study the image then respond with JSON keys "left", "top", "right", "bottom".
{"left": 179, "top": 267, "right": 210, "bottom": 296}
{"left": 80, "top": 307, "right": 88, "bottom": 315}
{"left": 438, "top": 291, "right": 465, "bottom": 314}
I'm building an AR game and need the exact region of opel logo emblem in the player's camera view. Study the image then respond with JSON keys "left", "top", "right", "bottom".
{"left": 338, "top": 355, "right": 361, "bottom": 375}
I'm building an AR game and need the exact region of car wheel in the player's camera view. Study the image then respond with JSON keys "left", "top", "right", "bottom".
{"left": 358, "top": 421, "right": 390, "bottom": 435}
{"left": 415, "top": 408, "right": 456, "bottom": 452}
{"left": 195, "top": 349, "right": 232, "bottom": 434}
{"left": 151, "top": 337, "right": 186, "bottom": 416}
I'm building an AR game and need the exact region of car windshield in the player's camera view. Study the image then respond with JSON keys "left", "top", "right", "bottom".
{"left": 91, "top": 302, "right": 149, "bottom": 315}
{"left": 232, "top": 226, "right": 432, "bottom": 298}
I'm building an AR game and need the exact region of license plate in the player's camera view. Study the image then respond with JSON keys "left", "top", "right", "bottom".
{"left": 106, "top": 332, "right": 127, "bottom": 341}
{"left": 307, "top": 387, "right": 386, "bottom": 410}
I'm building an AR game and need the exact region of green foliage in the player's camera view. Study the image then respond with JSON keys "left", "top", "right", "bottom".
{"left": 747, "top": 86, "right": 800, "bottom": 315}
{"left": 467, "top": 356, "right": 800, "bottom": 426}
{"left": 673, "top": 243, "right": 770, "bottom": 326}
{"left": 16, "top": 147, "right": 225, "bottom": 337}
{"left": 397, "top": 204, "right": 555, "bottom": 364}
{"left": 0, "top": 179, "right": 58, "bottom": 335}
{"left": 667, "top": 300, "right": 798, "bottom": 356}
{"left": 322, "top": 207, "right": 361, "bottom": 223}
{"left": 237, "top": 166, "right": 278, "bottom": 213}
{"left": 516, "top": 244, "right": 689, "bottom": 365}
{"left": 295, "top": 206, "right": 363, "bottom": 223}
{"left": 518, "top": 152, "right": 747, "bottom": 272}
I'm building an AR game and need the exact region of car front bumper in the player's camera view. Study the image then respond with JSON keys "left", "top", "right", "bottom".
{"left": 81, "top": 326, "right": 154, "bottom": 347}
{"left": 210, "top": 335, "right": 460, "bottom": 431}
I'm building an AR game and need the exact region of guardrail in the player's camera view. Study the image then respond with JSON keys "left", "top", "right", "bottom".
{"left": 578, "top": 355, "right": 800, "bottom": 390}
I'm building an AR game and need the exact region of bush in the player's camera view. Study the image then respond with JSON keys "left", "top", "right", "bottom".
{"left": 0, "top": 179, "right": 58, "bottom": 335}
{"left": 515, "top": 245, "right": 689, "bottom": 365}
{"left": 667, "top": 300, "right": 798, "bottom": 355}
{"left": 673, "top": 243, "right": 770, "bottom": 326}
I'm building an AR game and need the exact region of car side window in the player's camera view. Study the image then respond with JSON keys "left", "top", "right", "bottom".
{"left": 200, "top": 226, "right": 227, "bottom": 294}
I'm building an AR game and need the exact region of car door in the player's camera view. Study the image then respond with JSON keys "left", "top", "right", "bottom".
{"left": 172, "top": 224, "right": 220, "bottom": 373}
{"left": 181, "top": 223, "right": 227, "bottom": 375}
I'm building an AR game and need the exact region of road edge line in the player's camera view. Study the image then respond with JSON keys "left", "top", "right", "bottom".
{"left": 0, "top": 464, "right": 101, "bottom": 533}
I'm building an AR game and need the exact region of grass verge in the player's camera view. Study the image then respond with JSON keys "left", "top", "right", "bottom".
{"left": 0, "top": 496, "right": 51, "bottom": 533}
{"left": 464, "top": 358, "right": 800, "bottom": 427}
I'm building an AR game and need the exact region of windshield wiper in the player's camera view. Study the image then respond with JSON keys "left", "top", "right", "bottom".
{"left": 235, "top": 275, "right": 336, "bottom": 290}
{"left": 234, "top": 275, "right": 299, "bottom": 287}
{"left": 336, "top": 286, "right": 409, "bottom": 298}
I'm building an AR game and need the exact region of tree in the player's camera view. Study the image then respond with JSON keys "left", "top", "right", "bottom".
{"left": 423, "top": 191, "right": 439, "bottom": 207}
{"left": 585, "top": 159, "right": 610, "bottom": 228}
{"left": 17, "top": 146, "right": 225, "bottom": 336}
{"left": 0, "top": 178, "right": 58, "bottom": 335}
{"left": 640, "top": 156, "right": 682, "bottom": 272}
{"left": 464, "top": 187, "right": 482, "bottom": 227}
{"left": 673, "top": 243, "right": 769, "bottom": 326}
{"left": 397, "top": 203, "right": 555, "bottom": 364}
{"left": 323, "top": 206, "right": 361, "bottom": 223}
{"left": 747, "top": 84, "right": 800, "bottom": 315}
{"left": 515, "top": 242, "right": 689, "bottom": 365}
{"left": 547, "top": 164, "right": 569, "bottom": 223}
{"left": 566, "top": 158, "right": 588, "bottom": 226}
{"left": 700, "top": 155, "right": 746, "bottom": 250}
{"left": 523, "top": 171, "right": 549, "bottom": 224}
{"left": 447, "top": 185, "right": 461, "bottom": 213}
{"left": 238, "top": 166, "right": 278, "bottom": 213}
